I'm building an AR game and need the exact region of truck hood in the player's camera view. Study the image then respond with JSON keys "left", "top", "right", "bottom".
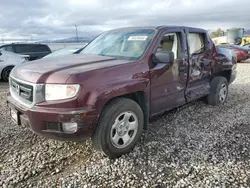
{"left": 10, "top": 54, "right": 130, "bottom": 83}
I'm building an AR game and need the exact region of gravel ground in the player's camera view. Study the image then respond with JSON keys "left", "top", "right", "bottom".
{"left": 0, "top": 64, "right": 250, "bottom": 188}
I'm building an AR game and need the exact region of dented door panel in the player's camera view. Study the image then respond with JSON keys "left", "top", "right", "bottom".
{"left": 185, "top": 30, "right": 212, "bottom": 102}
{"left": 150, "top": 61, "right": 186, "bottom": 115}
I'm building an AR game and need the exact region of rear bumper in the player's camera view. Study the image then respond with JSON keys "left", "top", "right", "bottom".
{"left": 7, "top": 93, "right": 99, "bottom": 141}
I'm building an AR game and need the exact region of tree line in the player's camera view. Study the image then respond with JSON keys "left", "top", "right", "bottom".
{"left": 209, "top": 27, "right": 245, "bottom": 38}
{"left": 209, "top": 28, "right": 225, "bottom": 38}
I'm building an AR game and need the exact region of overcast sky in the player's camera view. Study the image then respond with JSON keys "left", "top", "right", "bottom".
{"left": 0, "top": 0, "right": 249, "bottom": 40}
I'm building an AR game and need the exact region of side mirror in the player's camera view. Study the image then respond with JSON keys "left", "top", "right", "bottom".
{"left": 153, "top": 50, "right": 174, "bottom": 65}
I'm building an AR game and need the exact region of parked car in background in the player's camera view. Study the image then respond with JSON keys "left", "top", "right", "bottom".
{"left": 216, "top": 46, "right": 237, "bottom": 64}
{"left": 217, "top": 44, "right": 249, "bottom": 62}
{"left": 0, "top": 50, "right": 29, "bottom": 81}
{"left": 243, "top": 43, "right": 250, "bottom": 49}
{"left": 0, "top": 43, "right": 52, "bottom": 61}
{"left": 225, "top": 44, "right": 250, "bottom": 54}
{"left": 7, "top": 26, "right": 236, "bottom": 158}
{"left": 42, "top": 46, "right": 83, "bottom": 59}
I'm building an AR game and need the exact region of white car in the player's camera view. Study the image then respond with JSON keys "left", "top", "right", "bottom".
{"left": 0, "top": 50, "right": 29, "bottom": 81}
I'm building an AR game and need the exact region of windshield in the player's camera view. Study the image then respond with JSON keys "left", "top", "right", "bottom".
{"left": 43, "top": 46, "right": 82, "bottom": 58}
{"left": 80, "top": 28, "right": 156, "bottom": 60}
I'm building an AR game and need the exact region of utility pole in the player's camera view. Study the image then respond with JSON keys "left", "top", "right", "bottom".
{"left": 75, "top": 25, "right": 79, "bottom": 43}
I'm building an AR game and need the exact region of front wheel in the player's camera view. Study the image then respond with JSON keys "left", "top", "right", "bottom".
{"left": 207, "top": 76, "right": 229, "bottom": 106}
{"left": 92, "top": 98, "right": 144, "bottom": 158}
{"left": 1, "top": 66, "right": 13, "bottom": 82}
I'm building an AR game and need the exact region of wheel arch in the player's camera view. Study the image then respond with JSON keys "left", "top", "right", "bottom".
{"left": 212, "top": 69, "right": 232, "bottom": 83}
{"left": 1, "top": 65, "right": 14, "bottom": 80}
{"left": 105, "top": 91, "right": 149, "bottom": 130}
{"left": 90, "top": 81, "right": 150, "bottom": 130}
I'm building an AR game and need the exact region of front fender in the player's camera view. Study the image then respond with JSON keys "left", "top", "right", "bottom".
{"left": 86, "top": 79, "right": 149, "bottom": 114}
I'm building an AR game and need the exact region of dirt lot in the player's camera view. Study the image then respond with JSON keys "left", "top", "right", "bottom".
{"left": 0, "top": 64, "right": 250, "bottom": 188}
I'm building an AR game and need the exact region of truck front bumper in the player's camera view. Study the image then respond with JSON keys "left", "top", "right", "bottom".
{"left": 7, "top": 93, "right": 99, "bottom": 141}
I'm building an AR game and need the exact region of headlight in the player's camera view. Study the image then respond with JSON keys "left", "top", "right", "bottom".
{"left": 45, "top": 84, "right": 80, "bottom": 101}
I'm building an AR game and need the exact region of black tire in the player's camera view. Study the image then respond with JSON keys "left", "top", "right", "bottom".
{"left": 92, "top": 97, "right": 144, "bottom": 158}
{"left": 207, "top": 76, "right": 229, "bottom": 106}
{"left": 1, "top": 66, "right": 13, "bottom": 82}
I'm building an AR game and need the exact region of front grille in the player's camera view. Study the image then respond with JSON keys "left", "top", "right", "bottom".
{"left": 10, "top": 78, "right": 33, "bottom": 102}
{"left": 46, "top": 122, "right": 61, "bottom": 132}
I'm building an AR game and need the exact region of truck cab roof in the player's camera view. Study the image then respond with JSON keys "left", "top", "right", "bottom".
{"left": 109, "top": 26, "right": 207, "bottom": 33}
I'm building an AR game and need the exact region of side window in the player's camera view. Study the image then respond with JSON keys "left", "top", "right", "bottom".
{"left": 6, "top": 46, "right": 14, "bottom": 52}
{"left": 1, "top": 46, "right": 14, "bottom": 52}
{"left": 15, "top": 45, "right": 32, "bottom": 53}
{"left": 157, "top": 32, "right": 182, "bottom": 59}
{"left": 14, "top": 46, "right": 22, "bottom": 53}
{"left": 187, "top": 33, "right": 205, "bottom": 55}
{"left": 32, "top": 45, "right": 49, "bottom": 52}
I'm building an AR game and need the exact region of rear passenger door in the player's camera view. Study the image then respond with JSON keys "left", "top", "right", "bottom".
{"left": 185, "top": 30, "right": 212, "bottom": 102}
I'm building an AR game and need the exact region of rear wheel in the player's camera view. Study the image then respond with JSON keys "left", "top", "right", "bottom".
{"left": 92, "top": 98, "right": 144, "bottom": 158}
{"left": 1, "top": 66, "right": 13, "bottom": 82}
{"left": 207, "top": 76, "right": 229, "bottom": 106}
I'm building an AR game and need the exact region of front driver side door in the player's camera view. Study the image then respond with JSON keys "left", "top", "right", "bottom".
{"left": 150, "top": 29, "right": 189, "bottom": 115}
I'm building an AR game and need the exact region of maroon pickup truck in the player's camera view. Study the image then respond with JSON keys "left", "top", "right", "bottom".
{"left": 7, "top": 26, "right": 237, "bottom": 158}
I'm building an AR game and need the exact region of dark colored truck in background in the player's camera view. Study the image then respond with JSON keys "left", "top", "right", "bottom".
{"left": 7, "top": 26, "right": 237, "bottom": 158}
{"left": 0, "top": 43, "right": 52, "bottom": 61}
